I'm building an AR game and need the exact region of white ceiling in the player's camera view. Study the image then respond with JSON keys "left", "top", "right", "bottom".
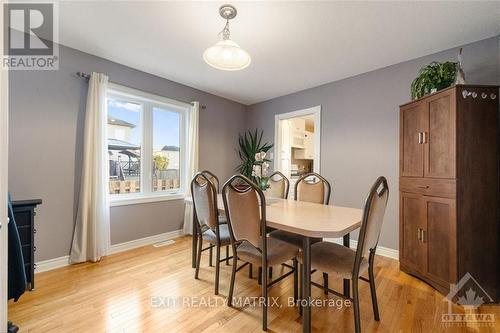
{"left": 58, "top": 1, "right": 500, "bottom": 105}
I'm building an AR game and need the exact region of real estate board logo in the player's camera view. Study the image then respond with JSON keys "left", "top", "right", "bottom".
{"left": 442, "top": 273, "right": 495, "bottom": 327}
{"left": 3, "top": 1, "right": 58, "bottom": 70}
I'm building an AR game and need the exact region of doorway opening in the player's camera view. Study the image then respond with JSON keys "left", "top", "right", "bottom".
{"left": 274, "top": 106, "right": 321, "bottom": 198}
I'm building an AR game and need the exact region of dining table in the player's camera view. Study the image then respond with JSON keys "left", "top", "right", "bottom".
{"left": 185, "top": 195, "right": 363, "bottom": 333}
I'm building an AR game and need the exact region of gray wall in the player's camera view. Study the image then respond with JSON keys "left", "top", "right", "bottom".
{"left": 9, "top": 45, "right": 246, "bottom": 261}
{"left": 246, "top": 36, "right": 500, "bottom": 250}
{"left": 9, "top": 36, "right": 499, "bottom": 261}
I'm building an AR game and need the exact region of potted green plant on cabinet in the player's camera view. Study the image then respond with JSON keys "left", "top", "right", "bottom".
{"left": 410, "top": 61, "right": 457, "bottom": 100}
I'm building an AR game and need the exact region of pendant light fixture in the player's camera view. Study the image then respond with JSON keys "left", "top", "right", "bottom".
{"left": 203, "top": 4, "right": 251, "bottom": 71}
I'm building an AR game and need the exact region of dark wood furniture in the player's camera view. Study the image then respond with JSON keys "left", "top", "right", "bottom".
{"left": 399, "top": 85, "right": 499, "bottom": 302}
{"left": 11, "top": 199, "right": 42, "bottom": 291}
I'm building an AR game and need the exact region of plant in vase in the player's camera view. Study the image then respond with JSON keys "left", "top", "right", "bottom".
{"left": 236, "top": 129, "right": 273, "bottom": 190}
{"left": 252, "top": 151, "right": 271, "bottom": 191}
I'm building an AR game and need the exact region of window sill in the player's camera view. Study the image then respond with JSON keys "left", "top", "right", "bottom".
{"left": 109, "top": 193, "right": 185, "bottom": 207}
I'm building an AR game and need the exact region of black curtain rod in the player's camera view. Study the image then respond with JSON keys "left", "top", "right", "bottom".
{"left": 76, "top": 71, "right": 206, "bottom": 109}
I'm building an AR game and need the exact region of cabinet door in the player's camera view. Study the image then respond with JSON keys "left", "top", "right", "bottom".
{"left": 400, "top": 192, "right": 427, "bottom": 273}
{"left": 304, "top": 131, "right": 314, "bottom": 159}
{"left": 400, "top": 103, "right": 425, "bottom": 177}
{"left": 424, "top": 91, "right": 456, "bottom": 178}
{"left": 424, "top": 196, "right": 457, "bottom": 287}
{"left": 291, "top": 118, "right": 305, "bottom": 132}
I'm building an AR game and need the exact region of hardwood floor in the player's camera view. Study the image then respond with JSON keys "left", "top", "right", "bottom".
{"left": 9, "top": 236, "right": 500, "bottom": 332}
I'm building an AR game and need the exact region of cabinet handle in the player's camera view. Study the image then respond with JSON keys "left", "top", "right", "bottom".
{"left": 416, "top": 185, "right": 429, "bottom": 189}
{"left": 418, "top": 132, "right": 423, "bottom": 144}
{"left": 422, "top": 230, "right": 427, "bottom": 243}
{"left": 417, "top": 228, "right": 421, "bottom": 241}
{"left": 422, "top": 132, "right": 427, "bottom": 144}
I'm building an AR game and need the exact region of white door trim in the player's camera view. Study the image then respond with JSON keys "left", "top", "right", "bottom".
{"left": 0, "top": 5, "right": 9, "bottom": 326}
{"left": 274, "top": 105, "right": 321, "bottom": 174}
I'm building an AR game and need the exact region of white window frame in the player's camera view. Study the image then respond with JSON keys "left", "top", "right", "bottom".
{"left": 107, "top": 83, "right": 191, "bottom": 207}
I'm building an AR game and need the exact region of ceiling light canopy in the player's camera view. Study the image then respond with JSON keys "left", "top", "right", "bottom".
{"left": 203, "top": 4, "right": 251, "bottom": 71}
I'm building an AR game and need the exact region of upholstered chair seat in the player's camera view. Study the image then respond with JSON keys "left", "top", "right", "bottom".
{"left": 202, "top": 224, "right": 231, "bottom": 246}
{"left": 298, "top": 242, "right": 368, "bottom": 279}
{"left": 237, "top": 238, "right": 298, "bottom": 266}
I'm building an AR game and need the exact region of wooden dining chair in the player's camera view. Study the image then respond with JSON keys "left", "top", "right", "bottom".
{"left": 298, "top": 176, "right": 389, "bottom": 333}
{"left": 294, "top": 172, "right": 331, "bottom": 204}
{"left": 266, "top": 171, "right": 290, "bottom": 199}
{"left": 222, "top": 174, "right": 299, "bottom": 331}
{"left": 269, "top": 172, "right": 332, "bottom": 293}
{"left": 191, "top": 172, "right": 233, "bottom": 295}
{"left": 199, "top": 170, "right": 231, "bottom": 266}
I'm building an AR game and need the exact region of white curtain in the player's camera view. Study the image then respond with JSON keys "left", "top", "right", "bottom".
{"left": 70, "top": 72, "right": 111, "bottom": 263}
{"left": 183, "top": 101, "right": 199, "bottom": 235}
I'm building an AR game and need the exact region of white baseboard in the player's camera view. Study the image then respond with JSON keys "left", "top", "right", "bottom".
{"left": 108, "top": 229, "right": 184, "bottom": 255}
{"left": 35, "top": 231, "right": 398, "bottom": 274}
{"left": 325, "top": 238, "right": 399, "bottom": 260}
{"left": 35, "top": 255, "right": 70, "bottom": 273}
{"left": 35, "top": 229, "right": 184, "bottom": 273}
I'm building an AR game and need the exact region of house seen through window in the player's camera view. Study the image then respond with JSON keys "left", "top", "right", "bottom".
{"left": 107, "top": 85, "right": 187, "bottom": 199}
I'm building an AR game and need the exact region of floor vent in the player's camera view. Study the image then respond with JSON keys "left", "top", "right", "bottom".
{"left": 153, "top": 240, "right": 176, "bottom": 247}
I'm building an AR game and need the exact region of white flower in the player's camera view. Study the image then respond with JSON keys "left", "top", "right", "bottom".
{"left": 255, "top": 151, "right": 266, "bottom": 162}
{"left": 261, "top": 162, "right": 269, "bottom": 176}
{"left": 252, "top": 165, "right": 261, "bottom": 177}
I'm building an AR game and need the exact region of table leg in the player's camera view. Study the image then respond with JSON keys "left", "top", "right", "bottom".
{"left": 343, "top": 233, "right": 350, "bottom": 297}
{"left": 302, "top": 236, "right": 311, "bottom": 333}
{"left": 192, "top": 213, "right": 198, "bottom": 268}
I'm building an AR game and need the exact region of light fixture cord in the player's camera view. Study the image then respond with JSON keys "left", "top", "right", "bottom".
{"left": 219, "top": 19, "right": 231, "bottom": 40}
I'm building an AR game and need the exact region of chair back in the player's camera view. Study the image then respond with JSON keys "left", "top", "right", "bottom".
{"left": 200, "top": 170, "right": 220, "bottom": 193}
{"left": 191, "top": 172, "right": 219, "bottom": 232}
{"left": 266, "top": 171, "right": 289, "bottom": 199}
{"left": 354, "top": 177, "right": 389, "bottom": 269}
{"left": 294, "top": 172, "right": 331, "bottom": 205}
{"left": 222, "top": 174, "right": 266, "bottom": 250}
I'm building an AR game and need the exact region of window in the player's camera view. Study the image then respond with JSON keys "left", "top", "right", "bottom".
{"left": 152, "top": 107, "right": 181, "bottom": 192}
{"left": 107, "top": 84, "right": 190, "bottom": 205}
{"left": 108, "top": 99, "right": 142, "bottom": 194}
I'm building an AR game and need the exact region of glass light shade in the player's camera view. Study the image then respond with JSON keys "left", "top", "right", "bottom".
{"left": 203, "top": 39, "right": 251, "bottom": 71}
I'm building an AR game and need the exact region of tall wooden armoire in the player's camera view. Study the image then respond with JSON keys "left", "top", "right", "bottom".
{"left": 399, "top": 85, "right": 499, "bottom": 302}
